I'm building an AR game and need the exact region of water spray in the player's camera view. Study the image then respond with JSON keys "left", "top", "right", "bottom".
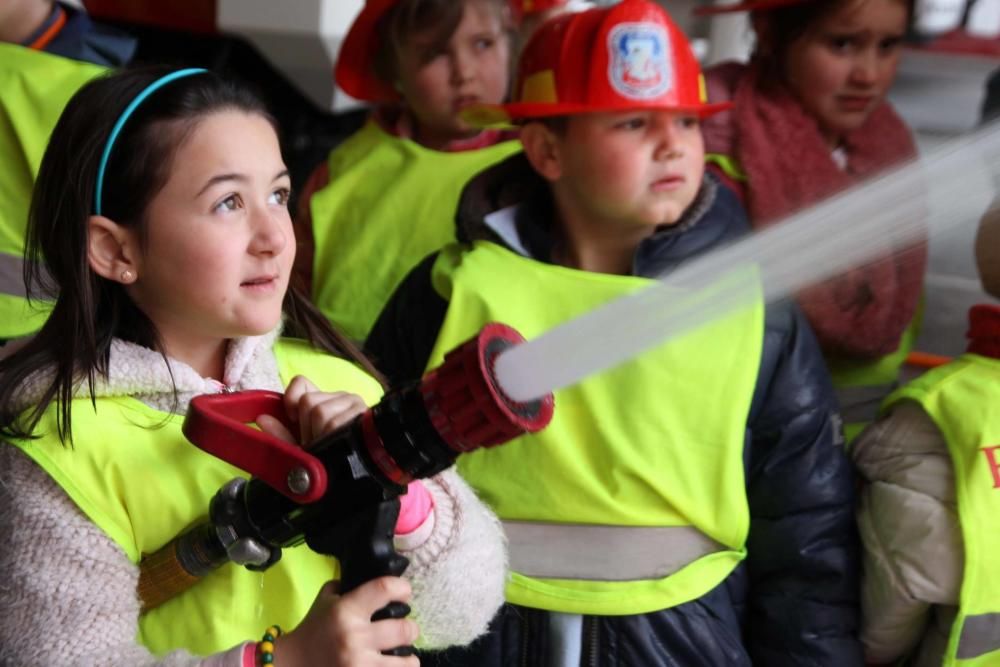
{"left": 493, "top": 121, "right": 1000, "bottom": 402}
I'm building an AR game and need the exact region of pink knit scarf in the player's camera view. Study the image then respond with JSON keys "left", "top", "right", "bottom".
{"left": 733, "top": 70, "right": 916, "bottom": 226}
{"left": 731, "top": 68, "right": 927, "bottom": 359}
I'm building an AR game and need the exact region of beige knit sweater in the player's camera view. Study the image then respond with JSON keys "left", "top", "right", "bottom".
{"left": 0, "top": 330, "right": 507, "bottom": 666}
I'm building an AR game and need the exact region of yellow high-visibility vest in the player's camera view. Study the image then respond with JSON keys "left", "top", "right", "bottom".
{"left": 884, "top": 354, "right": 1000, "bottom": 666}
{"left": 427, "top": 241, "right": 763, "bottom": 616}
{"left": 0, "top": 44, "right": 105, "bottom": 338}
{"left": 9, "top": 339, "right": 383, "bottom": 655}
{"left": 308, "top": 120, "right": 521, "bottom": 340}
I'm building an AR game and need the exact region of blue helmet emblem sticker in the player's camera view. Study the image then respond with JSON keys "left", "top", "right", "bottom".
{"left": 608, "top": 22, "right": 672, "bottom": 100}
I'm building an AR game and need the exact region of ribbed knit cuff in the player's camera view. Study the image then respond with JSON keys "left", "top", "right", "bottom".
{"left": 394, "top": 473, "right": 459, "bottom": 568}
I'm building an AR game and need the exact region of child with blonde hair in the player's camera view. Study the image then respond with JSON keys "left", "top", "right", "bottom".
{"left": 296, "top": 0, "right": 521, "bottom": 341}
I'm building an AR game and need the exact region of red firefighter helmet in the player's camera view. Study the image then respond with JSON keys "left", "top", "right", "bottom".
{"left": 693, "top": 0, "right": 810, "bottom": 16}
{"left": 509, "top": 0, "right": 571, "bottom": 22}
{"left": 334, "top": 0, "right": 400, "bottom": 103}
{"left": 467, "top": 0, "right": 730, "bottom": 125}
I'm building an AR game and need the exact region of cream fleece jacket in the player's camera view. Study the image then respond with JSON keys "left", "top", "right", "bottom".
{"left": 0, "top": 330, "right": 507, "bottom": 666}
{"left": 852, "top": 401, "right": 962, "bottom": 667}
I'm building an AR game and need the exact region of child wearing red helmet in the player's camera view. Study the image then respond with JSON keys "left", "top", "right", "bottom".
{"left": 294, "top": 0, "right": 521, "bottom": 342}
{"left": 699, "top": 0, "right": 928, "bottom": 442}
{"left": 366, "top": 1, "right": 862, "bottom": 665}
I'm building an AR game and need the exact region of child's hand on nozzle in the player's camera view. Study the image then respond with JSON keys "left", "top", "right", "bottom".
{"left": 256, "top": 377, "right": 436, "bottom": 536}
{"left": 258, "top": 375, "right": 368, "bottom": 446}
{"left": 272, "top": 577, "right": 420, "bottom": 667}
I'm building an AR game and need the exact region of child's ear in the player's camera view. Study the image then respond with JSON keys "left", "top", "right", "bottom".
{"left": 976, "top": 203, "right": 1000, "bottom": 299}
{"left": 87, "top": 215, "right": 139, "bottom": 284}
{"left": 520, "top": 122, "right": 564, "bottom": 182}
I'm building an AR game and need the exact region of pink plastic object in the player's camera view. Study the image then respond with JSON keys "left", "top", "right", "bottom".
{"left": 395, "top": 481, "right": 434, "bottom": 535}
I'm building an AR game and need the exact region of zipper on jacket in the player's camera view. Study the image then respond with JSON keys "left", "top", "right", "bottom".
{"left": 580, "top": 616, "right": 599, "bottom": 667}
{"left": 519, "top": 609, "right": 531, "bottom": 667}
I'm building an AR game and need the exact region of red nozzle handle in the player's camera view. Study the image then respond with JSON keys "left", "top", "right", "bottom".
{"left": 183, "top": 390, "right": 328, "bottom": 503}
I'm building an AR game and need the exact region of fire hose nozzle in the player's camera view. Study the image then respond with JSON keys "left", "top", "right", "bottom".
{"left": 140, "top": 323, "right": 553, "bottom": 614}
{"left": 421, "top": 322, "right": 554, "bottom": 452}
{"left": 181, "top": 323, "right": 554, "bottom": 497}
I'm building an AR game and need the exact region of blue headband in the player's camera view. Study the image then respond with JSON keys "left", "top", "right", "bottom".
{"left": 93, "top": 68, "right": 208, "bottom": 216}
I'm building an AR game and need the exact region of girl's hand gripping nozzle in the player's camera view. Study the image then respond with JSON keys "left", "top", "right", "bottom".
{"left": 137, "top": 323, "right": 554, "bottom": 655}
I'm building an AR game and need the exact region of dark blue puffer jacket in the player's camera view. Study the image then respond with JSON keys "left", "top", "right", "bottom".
{"left": 365, "top": 153, "right": 863, "bottom": 667}
{"left": 29, "top": 2, "right": 136, "bottom": 67}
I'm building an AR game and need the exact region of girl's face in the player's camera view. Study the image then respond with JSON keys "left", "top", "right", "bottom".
{"left": 395, "top": 0, "right": 510, "bottom": 148}
{"left": 782, "top": 0, "right": 908, "bottom": 145}
{"left": 127, "top": 111, "right": 294, "bottom": 361}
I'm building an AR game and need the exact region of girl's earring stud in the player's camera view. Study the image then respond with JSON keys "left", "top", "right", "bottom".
{"left": 120, "top": 269, "right": 135, "bottom": 283}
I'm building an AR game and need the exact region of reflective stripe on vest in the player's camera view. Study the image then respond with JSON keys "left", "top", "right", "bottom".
{"left": 308, "top": 120, "right": 521, "bottom": 340}
{"left": 0, "top": 44, "right": 104, "bottom": 338}
{"left": 0, "top": 251, "right": 53, "bottom": 297}
{"left": 427, "top": 241, "right": 763, "bottom": 615}
{"left": 832, "top": 298, "right": 923, "bottom": 442}
{"left": 884, "top": 353, "right": 1000, "bottom": 666}
{"left": 504, "top": 521, "right": 726, "bottom": 581}
{"left": 0, "top": 251, "right": 25, "bottom": 297}
{"left": 958, "top": 613, "right": 1000, "bottom": 660}
{"left": 8, "top": 339, "right": 383, "bottom": 656}
{"left": 0, "top": 252, "right": 56, "bottom": 338}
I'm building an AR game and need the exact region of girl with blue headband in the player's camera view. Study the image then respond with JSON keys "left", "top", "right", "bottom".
{"left": 0, "top": 66, "right": 506, "bottom": 666}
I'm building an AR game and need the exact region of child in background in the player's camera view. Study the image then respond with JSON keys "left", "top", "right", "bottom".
{"left": 367, "top": 2, "right": 862, "bottom": 665}
{"left": 699, "top": 0, "right": 927, "bottom": 440}
{"left": 0, "top": 0, "right": 135, "bottom": 65}
{"left": 1, "top": 0, "right": 136, "bottom": 343}
{"left": 0, "top": 66, "right": 505, "bottom": 665}
{"left": 295, "top": 0, "right": 521, "bottom": 341}
{"left": 851, "top": 210, "right": 1000, "bottom": 666}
